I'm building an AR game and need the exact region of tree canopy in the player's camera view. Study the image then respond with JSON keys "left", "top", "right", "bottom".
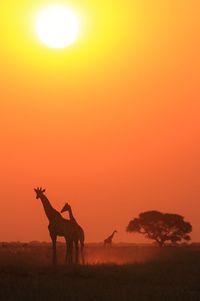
{"left": 126, "top": 211, "right": 192, "bottom": 247}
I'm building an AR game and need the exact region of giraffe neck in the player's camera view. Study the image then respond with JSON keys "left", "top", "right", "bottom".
{"left": 40, "top": 194, "right": 60, "bottom": 221}
{"left": 68, "top": 207, "right": 77, "bottom": 224}
{"left": 110, "top": 231, "right": 116, "bottom": 239}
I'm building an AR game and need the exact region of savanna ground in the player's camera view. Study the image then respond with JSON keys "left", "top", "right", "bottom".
{"left": 0, "top": 243, "right": 200, "bottom": 300}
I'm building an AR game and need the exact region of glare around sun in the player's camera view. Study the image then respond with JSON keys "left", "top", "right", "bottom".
{"left": 36, "top": 5, "right": 80, "bottom": 49}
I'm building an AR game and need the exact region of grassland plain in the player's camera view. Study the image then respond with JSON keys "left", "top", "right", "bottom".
{"left": 0, "top": 244, "right": 200, "bottom": 301}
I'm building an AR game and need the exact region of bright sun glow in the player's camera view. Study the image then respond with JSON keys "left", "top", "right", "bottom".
{"left": 36, "top": 5, "right": 80, "bottom": 48}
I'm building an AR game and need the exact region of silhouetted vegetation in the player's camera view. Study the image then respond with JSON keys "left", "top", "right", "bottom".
{"left": 127, "top": 211, "right": 192, "bottom": 247}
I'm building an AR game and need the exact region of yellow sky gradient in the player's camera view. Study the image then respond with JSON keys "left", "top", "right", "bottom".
{"left": 0, "top": 0, "right": 200, "bottom": 243}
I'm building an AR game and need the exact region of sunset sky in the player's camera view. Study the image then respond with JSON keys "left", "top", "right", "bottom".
{"left": 0, "top": 0, "right": 200, "bottom": 243}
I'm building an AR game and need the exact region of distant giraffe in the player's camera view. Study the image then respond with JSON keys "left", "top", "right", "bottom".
{"left": 104, "top": 230, "right": 117, "bottom": 245}
{"left": 34, "top": 187, "right": 79, "bottom": 265}
{"left": 61, "top": 203, "right": 85, "bottom": 264}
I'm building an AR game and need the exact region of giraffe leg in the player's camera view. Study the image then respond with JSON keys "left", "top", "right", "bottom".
{"left": 74, "top": 240, "right": 79, "bottom": 264}
{"left": 50, "top": 234, "right": 57, "bottom": 266}
{"left": 65, "top": 239, "right": 73, "bottom": 264}
{"left": 68, "top": 241, "right": 73, "bottom": 264}
{"left": 80, "top": 240, "right": 85, "bottom": 265}
{"left": 65, "top": 238, "right": 69, "bottom": 264}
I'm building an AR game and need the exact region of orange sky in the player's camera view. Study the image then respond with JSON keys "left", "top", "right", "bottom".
{"left": 0, "top": 0, "right": 200, "bottom": 243}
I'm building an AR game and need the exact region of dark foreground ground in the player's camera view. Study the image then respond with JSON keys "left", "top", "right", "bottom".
{"left": 0, "top": 244, "right": 200, "bottom": 300}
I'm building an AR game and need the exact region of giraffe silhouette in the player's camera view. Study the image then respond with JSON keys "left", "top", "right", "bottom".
{"left": 104, "top": 230, "right": 117, "bottom": 245}
{"left": 34, "top": 187, "right": 78, "bottom": 265}
{"left": 61, "top": 202, "right": 85, "bottom": 264}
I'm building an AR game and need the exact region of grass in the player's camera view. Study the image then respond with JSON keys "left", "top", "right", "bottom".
{"left": 0, "top": 244, "right": 200, "bottom": 300}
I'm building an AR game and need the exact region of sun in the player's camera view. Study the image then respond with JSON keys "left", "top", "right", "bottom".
{"left": 36, "top": 5, "right": 80, "bottom": 49}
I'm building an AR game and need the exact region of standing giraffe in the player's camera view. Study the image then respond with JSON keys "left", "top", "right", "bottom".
{"left": 61, "top": 202, "right": 85, "bottom": 264}
{"left": 104, "top": 230, "right": 117, "bottom": 245}
{"left": 34, "top": 187, "right": 78, "bottom": 265}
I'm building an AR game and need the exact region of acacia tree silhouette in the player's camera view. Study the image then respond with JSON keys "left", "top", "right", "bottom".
{"left": 61, "top": 202, "right": 85, "bottom": 264}
{"left": 127, "top": 211, "right": 192, "bottom": 247}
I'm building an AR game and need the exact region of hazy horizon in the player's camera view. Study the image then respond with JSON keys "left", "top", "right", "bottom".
{"left": 0, "top": 0, "right": 199, "bottom": 243}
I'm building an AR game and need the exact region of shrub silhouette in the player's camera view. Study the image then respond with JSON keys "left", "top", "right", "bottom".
{"left": 126, "top": 210, "right": 192, "bottom": 247}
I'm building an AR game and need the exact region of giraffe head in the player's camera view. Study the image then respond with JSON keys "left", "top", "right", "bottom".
{"left": 34, "top": 187, "right": 46, "bottom": 199}
{"left": 60, "top": 202, "right": 71, "bottom": 213}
